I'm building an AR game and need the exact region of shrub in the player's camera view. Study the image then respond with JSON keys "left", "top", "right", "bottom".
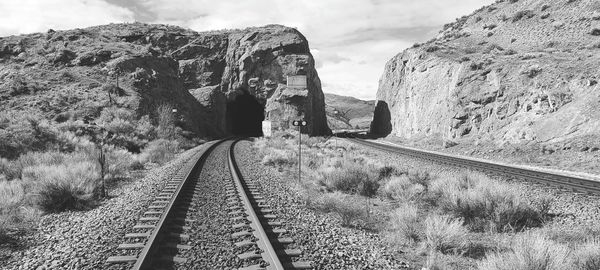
{"left": 105, "top": 147, "right": 136, "bottom": 178}
{"left": 141, "top": 139, "right": 180, "bottom": 164}
{"left": 322, "top": 165, "right": 373, "bottom": 194}
{"left": 310, "top": 192, "right": 364, "bottom": 227}
{"left": 129, "top": 160, "right": 145, "bottom": 170}
{"left": 591, "top": 29, "right": 600, "bottom": 36}
{"left": 424, "top": 214, "right": 469, "bottom": 254}
{"left": 512, "top": 10, "right": 534, "bottom": 22}
{"left": 390, "top": 203, "right": 423, "bottom": 243}
{"left": 0, "top": 158, "right": 20, "bottom": 180}
{"left": 408, "top": 170, "right": 433, "bottom": 190}
{"left": 432, "top": 174, "right": 543, "bottom": 232}
{"left": 261, "top": 149, "right": 297, "bottom": 168}
{"left": 383, "top": 175, "right": 425, "bottom": 201}
{"left": 425, "top": 46, "right": 441, "bottom": 52}
{"left": 336, "top": 201, "right": 364, "bottom": 227}
{"left": 0, "top": 179, "right": 28, "bottom": 236}
{"left": 26, "top": 162, "right": 100, "bottom": 212}
{"left": 574, "top": 239, "right": 600, "bottom": 270}
{"left": 541, "top": 4, "right": 550, "bottom": 11}
{"left": 478, "top": 232, "right": 572, "bottom": 270}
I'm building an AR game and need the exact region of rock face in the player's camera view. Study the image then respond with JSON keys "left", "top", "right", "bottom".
{"left": 0, "top": 23, "right": 330, "bottom": 138}
{"left": 372, "top": 0, "right": 600, "bottom": 146}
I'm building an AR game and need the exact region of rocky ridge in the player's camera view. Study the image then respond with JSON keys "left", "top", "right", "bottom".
{"left": 0, "top": 23, "right": 330, "bottom": 138}
{"left": 371, "top": 0, "right": 600, "bottom": 151}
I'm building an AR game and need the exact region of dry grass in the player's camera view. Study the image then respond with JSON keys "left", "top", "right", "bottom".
{"left": 478, "top": 232, "right": 572, "bottom": 270}
{"left": 389, "top": 203, "right": 422, "bottom": 244}
{"left": 424, "top": 214, "right": 469, "bottom": 254}
{"left": 573, "top": 239, "right": 600, "bottom": 270}
{"left": 261, "top": 149, "right": 297, "bottom": 168}
{"left": 382, "top": 175, "right": 425, "bottom": 201}
{"left": 141, "top": 139, "right": 180, "bottom": 164}
{"left": 25, "top": 161, "right": 100, "bottom": 212}
{"left": 431, "top": 174, "right": 543, "bottom": 232}
{"left": 307, "top": 191, "right": 365, "bottom": 227}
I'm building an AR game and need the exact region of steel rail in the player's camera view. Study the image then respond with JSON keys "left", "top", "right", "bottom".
{"left": 131, "top": 139, "right": 225, "bottom": 270}
{"left": 348, "top": 137, "right": 600, "bottom": 195}
{"left": 228, "top": 139, "right": 286, "bottom": 270}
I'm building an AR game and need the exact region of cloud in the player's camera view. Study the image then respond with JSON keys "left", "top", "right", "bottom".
{"left": 0, "top": 0, "right": 135, "bottom": 36}
{"left": 136, "top": 0, "right": 494, "bottom": 100}
{"left": 0, "top": 0, "right": 495, "bottom": 100}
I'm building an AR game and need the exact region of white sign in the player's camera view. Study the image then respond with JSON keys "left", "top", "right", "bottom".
{"left": 287, "top": 75, "right": 307, "bottom": 88}
{"left": 262, "top": 121, "right": 272, "bottom": 137}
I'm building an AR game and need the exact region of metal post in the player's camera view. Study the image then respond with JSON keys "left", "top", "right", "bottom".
{"left": 298, "top": 125, "right": 301, "bottom": 183}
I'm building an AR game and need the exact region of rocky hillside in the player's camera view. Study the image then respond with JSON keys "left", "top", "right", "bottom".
{"left": 324, "top": 93, "right": 374, "bottom": 130}
{"left": 372, "top": 0, "right": 600, "bottom": 150}
{"left": 0, "top": 23, "right": 330, "bottom": 149}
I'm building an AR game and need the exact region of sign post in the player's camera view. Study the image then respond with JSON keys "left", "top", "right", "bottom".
{"left": 292, "top": 120, "right": 307, "bottom": 183}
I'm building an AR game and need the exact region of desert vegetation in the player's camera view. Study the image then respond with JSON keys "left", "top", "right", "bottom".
{"left": 0, "top": 103, "right": 198, "bottom": 239}
{"left": 254, "top": 133, "right": 600, "bottom": 269}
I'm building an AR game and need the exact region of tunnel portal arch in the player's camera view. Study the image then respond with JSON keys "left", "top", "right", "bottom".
{"left": 226, "top": 92, "right": 265, "bottom": 137}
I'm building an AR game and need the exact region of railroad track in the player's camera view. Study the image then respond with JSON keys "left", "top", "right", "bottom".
{"left": 106, "top": 139, "right": 311, "bottom": 269}
{"left": 347, "top": 137, "right": 600, "bottom": 195}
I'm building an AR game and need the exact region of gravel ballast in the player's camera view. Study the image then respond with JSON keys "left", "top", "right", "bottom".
{"left": 234, "top": 140, "right": 407, "bottom": 270}
{"left": 0, "top": 144, "right": 206, "bottom": 270}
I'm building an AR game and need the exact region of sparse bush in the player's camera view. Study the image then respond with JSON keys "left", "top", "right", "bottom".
{"left": 322, "top": 165, "right": 373, "bottom": 194}
{"left": 574, "top": 239, "right": 600, "bottom": 270}
{"left": 512, "top": 10, "right": 535, "bottom": 22}
{"left": 425, "top": 45, "right": 441, "bottom": 52}
{"left": 141, "top": 139, "right": 180, "bottom": 164}
{"left": 408, "top": 170, "right": 433, "bottom": 190}
{"left": 432, "top": 174, "right": 544, "bottom": 232}
{"left": 0, "top": 179, "right": 28, "bottom": 236}
{"left": 504, "top": 49, "right": 518, "bottom": 55}
{"left": 0, "top": 158, "right": 20, "bottom": 181}
{"left": 129, "top": 160, "right": 145, "bottom": 170}
{"left": 26, "top": 162, "right": 100, "bottom": 212}
{"left": 390, "top": 203, "right": 423, "bottom": 243}
{"left": 383, "top": 175, "right": 425, "bottom": 201}
{"left": 377, "top": 165, "right": 404, "bottom": 180}
{"left": 459, "top": 56, "right": 471, "bottom": 63}
{"left": 541, "top": 4, "right": 550, "bottom": 11}
{"left": 336, "top": 201, "right": 364, "bottom": 226}
{"left": 310, "top": 192, "right": 364, "bottom": 226}
{"left": 424, "top": 214, "right": 469, "bottom": 254}
{"left": 590, "top": 29, "right": 600, "bottom": 36}
{"left": 478, "top": 232, "right": 572, "bottom": 270}
{"left": 261, "top": 149, "right": 297, "bottom": 168}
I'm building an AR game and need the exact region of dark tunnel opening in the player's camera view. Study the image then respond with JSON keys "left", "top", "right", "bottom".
{"left": 226, "top": 92, "right": 265, "bottom": 137}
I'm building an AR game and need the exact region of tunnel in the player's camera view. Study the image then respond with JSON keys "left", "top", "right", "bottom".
{"left": 226, "top": 92, "right": 265, "bottom": 136}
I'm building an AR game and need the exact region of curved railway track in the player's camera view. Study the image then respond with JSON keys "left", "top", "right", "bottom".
{"left": 347, "top": 137, "right": 600, "bottom": 195}
{"left": 106, "top": 138, "right": 311, "bottom": 270}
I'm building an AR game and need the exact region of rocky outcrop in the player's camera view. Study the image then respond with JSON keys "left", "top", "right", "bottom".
{"left": 0, "top": 23, "right": 330, "bottom": 138}
{"left": 372, "top": 0, "right": 600, "bottom": 146}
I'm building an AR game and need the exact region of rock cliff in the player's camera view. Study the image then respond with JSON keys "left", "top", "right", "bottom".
{"left": 0, "top": 23, "right": 330, "bottom": 139}
{"left": 372, "top": 0, "right": 600, "bottom": 148}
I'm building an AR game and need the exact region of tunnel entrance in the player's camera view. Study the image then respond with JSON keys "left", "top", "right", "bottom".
{"left": 226, "top": 92, "right": 265, "bottom": 136}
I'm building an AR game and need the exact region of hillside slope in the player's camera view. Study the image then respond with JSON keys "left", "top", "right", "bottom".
{"left": 324, "top": 93, "right": 374, "bottom": 130}
{"left": 0, "top": 23, "right": 330, "bottom": 158}
{"left": 372, "top": 0, "right": 600, "bottom": 153}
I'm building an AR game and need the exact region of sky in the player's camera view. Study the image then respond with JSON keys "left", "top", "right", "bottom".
{"left": 0, "top": 0, "right": 494, "bottom": 100}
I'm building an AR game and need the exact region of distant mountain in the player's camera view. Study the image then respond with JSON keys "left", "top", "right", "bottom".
{"left": 324, "top": 93, "right": 375, "bottom": 130}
